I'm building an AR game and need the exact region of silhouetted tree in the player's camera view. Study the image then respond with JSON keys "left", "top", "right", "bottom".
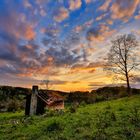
{"left": 40, "top": 76, "right": 53, "bottom": 90}
{"left": 105, "top": 34, "right": 139, "bottom": 95}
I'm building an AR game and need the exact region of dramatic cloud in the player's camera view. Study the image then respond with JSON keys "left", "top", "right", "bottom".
{"left": 44, "top": 47, "right": 81, "bottom": 67}
{"left": 0, "top": 0, "right": 140, "bottom": 90}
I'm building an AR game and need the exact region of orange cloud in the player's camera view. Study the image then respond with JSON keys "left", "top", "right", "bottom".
{"left": 75, "top": 25, "right": 83, "bottom": 33}
{"left": 70, "top": 67, "right": 96, "bottom": 74}
{"left": 106, "top": 19, "right": 113, "bottom": 25}
{"left": 25, "top": 26, "right": 36, "bottom": 40}
{"left": 40, "top": 28, "right": 46, "bottom": 34}
{"left": 54, "top": 7, "right": 69, "bottom": 22}
{"left": 135, "top": 14, "right": 140, "bottom": 20}
{"left": 96, "top": 13, "right": 108, "bottom": 21}
{"left": 99, "top": 0, "right": 111, "bottom": 11}
{"left": 69, "top": 62, "right": 106, "bottom": 74}
{"left": 69, "top": 0, "right": 82, "bottom": 10}
{"left": 110, "top": 0, "right": 140, "bottom": 21}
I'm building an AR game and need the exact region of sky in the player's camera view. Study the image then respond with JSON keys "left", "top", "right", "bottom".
{"left": 0, "top": 0, "right": 140, "bottom": 91}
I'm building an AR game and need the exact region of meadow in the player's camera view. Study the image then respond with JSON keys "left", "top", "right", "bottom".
{"left": 0, "top": 95, "right": 140, "bottom": 140}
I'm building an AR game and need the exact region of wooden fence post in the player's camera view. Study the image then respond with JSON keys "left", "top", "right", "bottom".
{"left": 29, "top": 86, "right": 38, "bottom": 115}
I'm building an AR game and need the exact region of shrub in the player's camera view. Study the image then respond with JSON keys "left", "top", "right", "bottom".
{"left": 7, "top": 99, "right": 20, "bottom": 112}
{"left": 44, "top": 121, "right": 63, "bottom": 132}
{"left": 122, "top": 126, "right": 136, "bottom": 139}
{"left": 80, "top": 101, "right": 86, "bottom": 107}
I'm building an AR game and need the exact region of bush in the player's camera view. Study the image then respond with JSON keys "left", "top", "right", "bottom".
{"left": 96, "top": 95, "right": 105, "bottom": 102}
{"left": 43, "top": 121, "right": 63, "bottom": 132}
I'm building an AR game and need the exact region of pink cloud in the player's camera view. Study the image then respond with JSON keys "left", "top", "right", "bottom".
{"left": 111, "top": 0, "right": 140, "bottom": 21}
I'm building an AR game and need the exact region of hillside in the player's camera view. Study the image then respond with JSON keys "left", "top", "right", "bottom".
{"left": 0, "top": 95, "right": 140, "bottom": 140}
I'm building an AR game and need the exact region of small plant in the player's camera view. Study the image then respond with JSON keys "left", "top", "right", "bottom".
{"left": 69, "top": 102, "right": 79, "bottom": 113}
{"left": 122, "top": 126, "right": 136, "bottom": 139}
{"left": 80, "top": 101, "right": 86, "bottom": 107}
{"left": 110, "top": 112, "right": 116, "bottom": 121}
{"left": 96, "top": 95, "right": 105, "bottom": 102}
{"left": 105, "top": 104, "right": 111, "bottom": 110}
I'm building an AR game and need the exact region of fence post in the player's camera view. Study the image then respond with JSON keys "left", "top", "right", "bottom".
{"left": 29, "top": 86, "right": 38, "bottom": 115}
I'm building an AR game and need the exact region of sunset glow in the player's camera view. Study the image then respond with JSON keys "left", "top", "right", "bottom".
{"left": 0, "top": 0, "right": 140, "bottom": 91}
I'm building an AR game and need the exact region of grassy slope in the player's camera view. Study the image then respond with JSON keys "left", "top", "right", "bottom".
{"left": 0, "top": 95, "right": 140, "bottom": 140}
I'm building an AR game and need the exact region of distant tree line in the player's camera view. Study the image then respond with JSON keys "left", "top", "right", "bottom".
{"left": 0, "top": 85, "right": 140, "bottom": 112}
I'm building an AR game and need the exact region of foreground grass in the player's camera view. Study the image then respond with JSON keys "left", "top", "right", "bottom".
{"left": 0, "top": 95, "right": 140, "bottom": 140}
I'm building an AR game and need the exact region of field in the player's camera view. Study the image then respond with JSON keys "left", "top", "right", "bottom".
{"left": 0, "top": 95, "right": 140, "bottom": 140}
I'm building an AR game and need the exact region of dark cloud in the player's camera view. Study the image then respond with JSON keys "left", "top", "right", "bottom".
{"left": 88, "top": 82, "right": 105, "bottom": 87}
{"left": 18, "top": 44, "right": 39, "bottom": 57}
{"left": 133, "top": 76, "right": 140, "bottom": 83}
{"left": 44, "top": 26, "right": 60, "bottom": 38}
{"left": 0, "top": 51, "right": 18, "bottom": 61}
{"left": 44, "top": 47, "right": 81, "bottom": 67}
{"left": 0, "top": 31, "right": 19, "bottom": 61}
{"left": 42, "top": 38, "right": 51, "bottom": 46}
{"left": 51, "top": 80, "right": 68, "bottom": 85}
{"left": 41, "top": 31, "right": 82, "bottom": 67}
{"left": 0, "top": 30, "right": 17, "bottom": 45}
{"left": 86, "top": 27, "right": 100, "bottom": 41}
{"left": 0, "top": 65, "right": 20, "bottom": 74}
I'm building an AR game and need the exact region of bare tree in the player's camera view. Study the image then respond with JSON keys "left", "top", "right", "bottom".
{"left": 40, "top": 77, "right": 53, "bottom": 90}
{"left": 105, "top": 34, "right": 139, "bottom": 95}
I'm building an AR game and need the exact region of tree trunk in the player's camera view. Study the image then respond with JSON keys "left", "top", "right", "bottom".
{"left": 126, "top": 73, "right": 131, "bottom": 96}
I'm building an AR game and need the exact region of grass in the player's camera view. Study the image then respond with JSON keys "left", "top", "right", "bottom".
{"left": 0, "top": 95, "right": 140, "bottom": 140}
